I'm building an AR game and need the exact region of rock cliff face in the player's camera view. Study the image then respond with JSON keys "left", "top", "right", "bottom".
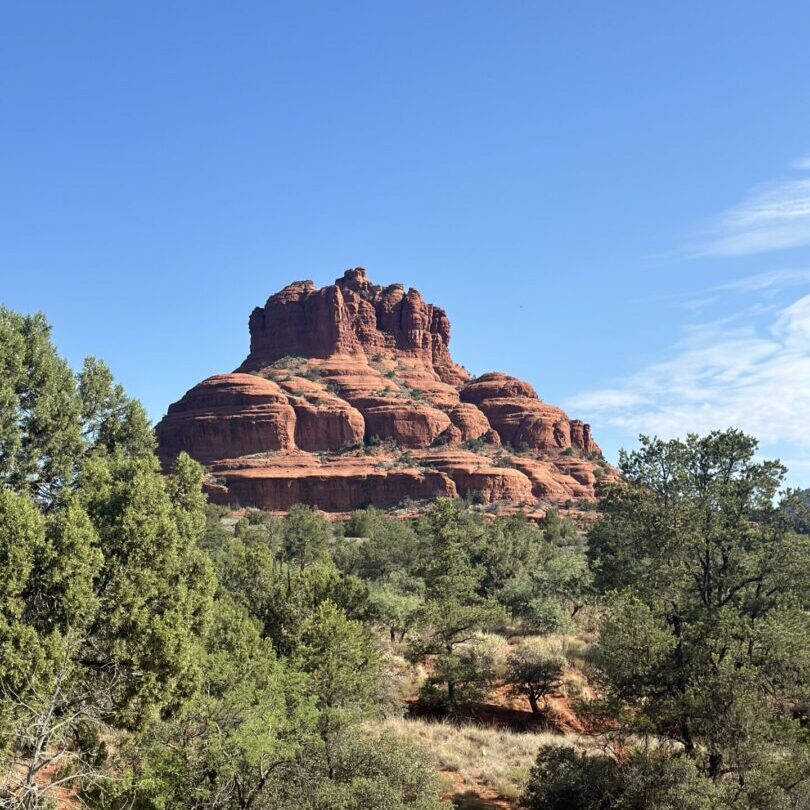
{"left": 156, "top": 268, "right": 613, "bottom": 514}
{"left": 239, "top": 268, "right": 467, "bottom": 386}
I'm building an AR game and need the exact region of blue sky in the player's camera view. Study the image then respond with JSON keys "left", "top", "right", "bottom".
{"left": 3, "top": 2, "right": 810, "bottom": 486}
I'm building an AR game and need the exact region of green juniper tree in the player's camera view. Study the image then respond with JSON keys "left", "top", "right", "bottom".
{"left": 585, "top": 430, "right": 810, "bottom": 804}
{"left": 505, "top": 638, "right": 566, "bottom": 716}
{"left": 295, "top": 601, "right": 383, "bottom": 780}
{"left": 97, "top": 593, "right": 317, "bottom": 810}
{"left": 408, "top": 500, "right": 506, "bottom": 709}
{"left": 0, "top": 308, "right": 215, "bottom": 806}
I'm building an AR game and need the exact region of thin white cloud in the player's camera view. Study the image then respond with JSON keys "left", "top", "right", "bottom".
{"left": 697, "top": 159, "right": 810, "bottom": 257}
{"left": 632, "top": 269, "right": 810, "bottom": 313}
{"left": 567, "top": 294, "right": 810, "bottom": 452}
{"left": 713, "top": 267, "right": 810, "bottom": 293}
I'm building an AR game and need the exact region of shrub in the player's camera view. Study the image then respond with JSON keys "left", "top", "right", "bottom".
{"left": 506, "top": 638, "right": 566, "bottom": 715}
{"left": 523, "top": 747, "right": 723, "bottom": 810}
{"left": 523, "top": 746, "right": 620, "bottom": 810}
{"left": 420, "top": 636, "right": 501, "bottom": 710}
{"left": 317, "top": 733, "right": 443, "bottom": 809}
{"left": 270, "top": 355, "right": 307, "bottom": 369}
{"left": 526, "top": 597, "right": 572, "bottom": 634}
{"left": 463, "top": 438, "right": 487, "bottom": 453}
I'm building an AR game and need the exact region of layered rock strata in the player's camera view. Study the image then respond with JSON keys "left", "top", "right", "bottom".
{"left": 156, "top": 268, "right": 610, "bottom": 513}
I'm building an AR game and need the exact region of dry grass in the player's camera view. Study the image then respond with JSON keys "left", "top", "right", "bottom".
{"left": 372, "top": 630, "right": 609, "bottom": 805}
{"left": 373, "top": 715, "right": 604, "bottom": 802}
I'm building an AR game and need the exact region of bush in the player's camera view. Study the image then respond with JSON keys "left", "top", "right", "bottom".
{"left": 463, "top": 438, "right": 487, "bottom": 453}
{"left": 523, "top": 746, "right": 620, "bottom": 810}
{"left": 315, "top": 733, "right": 443, "bottom": 809}
{"left": 506, "top": 638, "right": 566, "bottom": 715}
{"left": 526, "top": 597, "right": 572, "bottom": 634}
{"left": 420, "top": 635, "right": 504, "bottom": 710}
{"left": 523, "top": 747, "right": 723, "bottom": 810}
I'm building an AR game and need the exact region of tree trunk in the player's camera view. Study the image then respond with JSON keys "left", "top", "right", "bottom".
{"left": 528, "top": 692, "right": 540, "bottom": 715}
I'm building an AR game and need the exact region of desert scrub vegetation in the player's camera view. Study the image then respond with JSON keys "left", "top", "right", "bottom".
{"left": 269, "top": 354, "right": 308, "bottom": 369}
{"left": 2, "top": 301, "right": 808, "bottom": 809}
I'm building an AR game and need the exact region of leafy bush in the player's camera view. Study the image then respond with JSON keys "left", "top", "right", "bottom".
{"left": 523, "top": 747, "right": 722, "bottom": 810}
{"left": 463, "top": 437, "right": 487, "bottom": 452}
{"left": 505, "top": 638, "right": 566, "bottom": 715}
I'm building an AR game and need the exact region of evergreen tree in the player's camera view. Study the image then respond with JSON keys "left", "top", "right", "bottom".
{"left": 588, "top": 430, "right": 810, "bottom": 797}
{"left": 0, "top": 308, "right": 215, "bottom": 806}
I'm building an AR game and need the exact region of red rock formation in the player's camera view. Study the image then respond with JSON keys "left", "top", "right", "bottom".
{"left": 273, "top": 378, "right": 365, "bottom": 451}
{"left": 206, "top": 453, "right": 457, "bottom": 512}
{"left": 447, "top": 404, "right": 495, "bottom": 443}
{"left": 417, "top": 450, "right": 534, "bottom": 504}
{"left": 156, "top": 374, "right": 296, "bottom": 464}
{"left": 460, "top": 372, "right": 538, "bottom": 404}
{"left": 156, "top": 269, "right": 607, "bottom": 513}
{"left": 460, "top": 372, "right": 600, "bottom": 455}
{"left": 356, "top": 398, "right": 452, "bottom": 449}
{"left": 510, "top": 457, "right": 594, "bottom": 501}
{"left": 239, "top": 268, "right": 468, "bottom": 386}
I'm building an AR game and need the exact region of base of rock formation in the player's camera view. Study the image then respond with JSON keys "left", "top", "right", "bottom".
{"left": 156, "top": 269, "right": 615, "bottom": 514}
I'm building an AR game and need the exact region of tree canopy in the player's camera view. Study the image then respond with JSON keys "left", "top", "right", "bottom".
{"left": 583, "top": 430, "right": 810, "bottom": 805}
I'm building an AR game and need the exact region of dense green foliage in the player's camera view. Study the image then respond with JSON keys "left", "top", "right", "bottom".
{"left": 333, "top": 498, "right": 590, "bottom": 710}
{"left": 0, "top": 309, "right": 442, "bottom": 810}
{"left": 4, "top": 304, "right": 808, "bottom": 809}
{"left": 505, "top": 638, "right": 566, "bottom": 716}
{"left": 524, "top": 746, "right": 722, "bottom": 810}
{"left": 0, "top": 308, "right": 216, "bottom": 810}
{"left": 525, "top": 431, "right": 810, "bottom": 809}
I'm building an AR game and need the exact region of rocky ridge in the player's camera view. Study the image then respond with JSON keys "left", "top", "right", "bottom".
{"left": 156, "top": 268, "right": 615, "bottom": 514}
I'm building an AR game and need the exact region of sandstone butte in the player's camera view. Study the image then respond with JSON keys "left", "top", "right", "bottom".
{"left": 156, "top": 268, "right": 617, "bottom": 516}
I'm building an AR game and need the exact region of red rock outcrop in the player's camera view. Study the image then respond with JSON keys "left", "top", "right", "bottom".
{"left": 239, "top": 268, "right": 468, "bottom": 386}
{"left": 355, "top": 398, "right": 452, "bottom": 448}
{"left": 460, "top": 372, "right": 539, "bottom": 405}
{"left": 155, "top": 374, "right": 296, "bottom": 463}
{"left": 209, "top": 454, "right": 457, "bottom": 512}
{"left": 273, "top": 378, "right": 365, "bottom": 451}
{"left": 156, "top": 269, "right": 608, "bottom": 513}
{"left": 510, "top": 457, "right": 594, "bottom": 501}
{"left": 460, "top": 372, "right": 601, "bottom": 454}
{"left": 417, "top": 450, "right": 534, "bottom": 504}
{"left": 447, "top": 404, "right": 495, "bottom": 443}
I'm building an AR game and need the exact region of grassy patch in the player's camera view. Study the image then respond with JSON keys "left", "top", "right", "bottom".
{"left": 373, "top": 715, "right": 598, "bottom": 802}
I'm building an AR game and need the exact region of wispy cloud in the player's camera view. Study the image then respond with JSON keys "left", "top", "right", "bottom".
{"left": 713, "top": 267, "right": 810, "bottom": 293}
{"left": 567, "top": 294, "right": 810, "bottom": 452}
{"left": 677, "top": 269, "right": 810, "bottom": 312}
{"left": 631, "top": 269, "right": 810, "bottom": 314}
{"left": 696, "top": 159, "right": 810, "bottom": 257}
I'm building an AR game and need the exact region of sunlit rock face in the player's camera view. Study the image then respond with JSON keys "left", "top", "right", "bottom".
{"left": 156, "top": 268, "right": 610, "bottom": 514}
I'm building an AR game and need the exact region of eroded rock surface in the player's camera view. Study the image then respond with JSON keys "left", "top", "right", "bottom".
{"left": 156, "top": 269, "right": 608, "bottom": 512}
{"left": 155, "top": 373, "right": 296, "bottom": 463}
